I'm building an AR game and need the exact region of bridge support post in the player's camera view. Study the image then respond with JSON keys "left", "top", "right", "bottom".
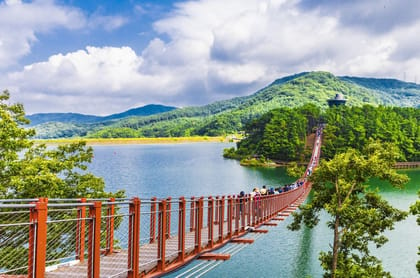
{"left": 178, "top": 197, "right": 186, "bottom": 262}
{"left": 234, "top": 196, "right": 240, "bottom": 235}
{"left": 194, "top": 198, "right": 203, "bottom": 254}
{"left": 247, "top": 195, "right": 251, "bottom": 228}
{"left": 88, "top": 201, "right": 102, "bottom": 278}
{"left": 128, "top": 198, "right": 140, "bottom": 278}
{"left": 157, "top": 200, "right": 167, "bottom": 272}
{"left": 150, "top": 197, "right": 157, "bottom": 243}
{"left": 76, "top": 198, "right": 86, "bottom": 262}
{"left": 227, "top": 196, "right": 233, "bottom": 239}
{"left": 166, "top": 197, "right": 172, "bottom": 239}
{"left": 218, "top": 196, "right": 225, "bottom": 243}
{"left": 28, "top": 198, "right": 48, "bottom": 278}
{"left": 214, "top": 196, "right": 219, "bottom": 224}
{"left": 208, "top": 197, "right": 214, "bottom": 248}
{"left": 190, "top": 197, "right": 195, "bottom": 231}
{"left": 106, "top": 197, "right": 115, "bottom": 255}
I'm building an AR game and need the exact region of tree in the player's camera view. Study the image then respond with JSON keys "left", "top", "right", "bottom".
{"left": 0, "top": 90, "right": 124, "bottom": 199}
{"left": 230, "top": 107, "right": 308, "bottom": 161}
{"left": 0, "top": 90, "right": 125, "bottom": 273}
{"left": 288, "top": 141, "right": 409, "bottom": 278}
{"left": 410, "top": 190, "right": 420, "bottom": 273}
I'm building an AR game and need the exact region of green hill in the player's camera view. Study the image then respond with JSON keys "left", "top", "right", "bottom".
{"left": 30, "top": 71, "right": 420, "bottom": 139}
{"left": 27, "top": 104, "right": 177, "bottom": 126}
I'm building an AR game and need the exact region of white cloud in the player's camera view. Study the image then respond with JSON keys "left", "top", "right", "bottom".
{"left": 2, "top": 0, "right": 420, "bottom": 115}
{"left": 88, "top": 14, "right": 128, "bottom": 31}
{"left": 7, "top": 46, "right": 190, "bottom": 115}
{"left": 0, "top": 0, "right": 129, "bottom": 68}
{"left": 0, "top": 0, "right": 85, "bottom": 68}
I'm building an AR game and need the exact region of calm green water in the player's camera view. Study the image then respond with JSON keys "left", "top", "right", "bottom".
{"left": 89, "top": 143, "right": 420, "bottom": 278}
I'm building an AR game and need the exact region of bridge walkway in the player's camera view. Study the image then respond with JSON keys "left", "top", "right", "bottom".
{"left": 0, "top": 128, "right": 322, "bottom": 278}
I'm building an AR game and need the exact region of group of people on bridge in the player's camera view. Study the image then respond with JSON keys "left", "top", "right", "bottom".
{"left": 245, "top": 181, "right": 306, "bottom": 198}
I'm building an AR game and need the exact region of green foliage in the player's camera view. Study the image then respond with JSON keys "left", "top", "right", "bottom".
{"left": 223, "top": 147, "right": 240, "bottom": 159}
{"left": 323, "top": 105, "right": 420, "bottom": 161}
{"left": 227, "top": 106, "right": 312, "bottom": 162}
{"left": 0, "top": 90, "right": 124, "bottom": 199}
{"left": 0, "top": 90, "right": 126, "bottom": 274}
{"left": 286, "top": 162, "right": 306, "bottom": 178}
{"left": 410, "top": 190, "right": 420, "bottom": 273}
{"left": 288, "top": 142, "right": 409, "bottom": 278}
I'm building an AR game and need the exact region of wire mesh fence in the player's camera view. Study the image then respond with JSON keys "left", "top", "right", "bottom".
{"left": 0, "top": 204, "right": 33, "bottom": 275}
{"left": 45, "top": 206, "right": 80, "bottom": 268}
{"left": 99, "top": 201, "right": 131, "bottom": 278}
{"left": 138, "top": 199, "right": 159, "bottom": 274}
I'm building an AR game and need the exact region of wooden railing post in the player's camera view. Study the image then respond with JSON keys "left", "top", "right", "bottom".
{"left": 157, "top": 200, "right": 167, "bottom": 272}
{"left": 28, "top": 199, "right": 48, "bottom": 278}
{"left": 128, "top": 198, "right": 140, "bottom": 278}
{"left": 208, "top": 197, "right": 214, "bottom": 248}
{"left": 190, "top": 197, "right": 195, "bottom": 232}
{"left": 150, "top": 197, "right": 157, "bottom": 243}
{"left": 166, "top": 197, "right": 172, "bottom": 239}
{"left": 194, "top": 198, "right": 203, "bottom": 253}
{"left": 235, "top": 196, "right": 240, "bottom": 235}
{"left": 218, "top": 196, "right": 225, "bottom": 243}
{"left": 247, "top": 194, "right": 251, "bottom": 228}
{"left": 76, "top": 198, "right": 86, "bottom": 262}
{"left": 264, "top": 196, "right": 269, "bottom": 220}
{"left": 106, "top": 197, "right": 115, "bottom": 255}
{"left": 88, "top": 201, "right": 102, "bottom": 278}
{"left": 241, "top": 195, "right": 246, "bottom": 232}
{"left": 214, "top": 196, "right": 219, "bottom": 224}
{"left": 178, "top": 197, "right": 186, "bottom": 262}
{"left": 227, "top": 196, "right": 233, "bottom": 239}
{"left": 252, "top": 195, "right": 257, "bottom": 227}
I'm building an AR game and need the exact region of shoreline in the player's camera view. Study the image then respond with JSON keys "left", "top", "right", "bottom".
{"left": 34, "top": 136, "right": 232, "bottom": 145}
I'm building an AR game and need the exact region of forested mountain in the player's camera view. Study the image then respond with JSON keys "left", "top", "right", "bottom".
{"left": 30, "top": 71, "right": 420, "bottom": 138}
{"left": 27, "top": 113, "right": 102, "bottom": 126}
{"left": 27, "top": 104, "right": 177, "bottom": 126}
{"left": 223, "top": 104, "right": 319, "bottom": 162}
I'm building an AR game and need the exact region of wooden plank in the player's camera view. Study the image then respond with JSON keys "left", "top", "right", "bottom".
{"left": 198, "top": 253, "right": 230, "bottom": 261}
{"left": 250, "top": 229, "right": 269, "bottom": 233}
{"left": 262, "top": 222, "right": 277, "bottom": 226}
{"left": 230, "top": 238, "right": 254, "bottom": 244}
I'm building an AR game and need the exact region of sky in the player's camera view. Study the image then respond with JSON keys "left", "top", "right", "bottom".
{"left": 0, "top": 0, "right": 419, "bottom": 115}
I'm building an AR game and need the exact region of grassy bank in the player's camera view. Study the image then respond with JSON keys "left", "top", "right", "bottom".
{"left": 35, "top": 136, "right": 230, "bottom": 145}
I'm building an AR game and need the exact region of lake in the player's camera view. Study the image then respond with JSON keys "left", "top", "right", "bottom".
{"left": 88, "top": 142, "right": 420, "bottom": 278}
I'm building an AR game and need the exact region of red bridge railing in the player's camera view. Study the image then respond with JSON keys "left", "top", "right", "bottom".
{"left": 0, "top": 129, "right": 322, "bottom": 278}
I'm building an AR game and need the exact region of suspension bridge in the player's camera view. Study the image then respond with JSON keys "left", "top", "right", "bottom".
{"left": 0, "top": 129, "right": 322, "bottom": 278}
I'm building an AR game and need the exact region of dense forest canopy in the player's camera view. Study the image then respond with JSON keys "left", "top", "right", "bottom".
{"left": 224, "top": 104, "right": 320, "bottom": 162}
{"left": 225, "top": 104, "right": 419, "bottom": 162}
{"left": 322, "top": 105, "right": 420, "bottom": 161}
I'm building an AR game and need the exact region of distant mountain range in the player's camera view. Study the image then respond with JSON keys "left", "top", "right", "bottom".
{"left": 27, "top": 104, "right": 177, "bottom": 126}
{"left": 28, "top": 71, "right": 420, "bottom": 139}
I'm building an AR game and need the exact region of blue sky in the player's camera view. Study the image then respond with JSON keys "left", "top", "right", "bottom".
{"left": 0, "top": 0, "right": 419, "bottom": 115}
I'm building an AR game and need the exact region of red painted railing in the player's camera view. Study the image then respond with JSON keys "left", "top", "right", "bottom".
{"left": 0, "top": 128, "right": 322, "bottom": 278}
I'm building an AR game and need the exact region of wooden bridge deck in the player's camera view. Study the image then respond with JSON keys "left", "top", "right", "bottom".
{"left": 45, "top": 222, "right": 231, "bottom": 277}
{"left": 45, "top": 197, "right": 309, "bottom": 278}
